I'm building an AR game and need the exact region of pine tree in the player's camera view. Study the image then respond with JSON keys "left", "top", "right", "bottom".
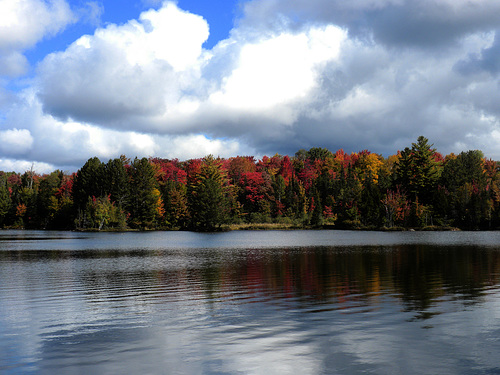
{"left": 104, "top": 157, "right": 130, "bottom": 208}
{"left": 73, "top": 157, "right": 105, "bottom": 210}
{"left": 394, "top": 136, "right": 440, "bottom": 205}
{"left": 0, "top": 175, "right": 11, "bottom": 227}
{"left": 188, "top": 155, "right": 229, "bottom": 231}
{"left": 440, "top": 150, "right": 488, "bottom": 228}
{"left": 129, "top": 157, "right": 158, "bottom": 229}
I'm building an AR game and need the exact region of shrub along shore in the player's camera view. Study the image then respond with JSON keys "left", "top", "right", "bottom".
{"left": 1, "top": 136, "right": 498, "bottom": 232}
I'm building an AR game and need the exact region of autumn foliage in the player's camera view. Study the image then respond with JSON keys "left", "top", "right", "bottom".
{"left": 1, "top": 137, "right": 500, "bottom": 231}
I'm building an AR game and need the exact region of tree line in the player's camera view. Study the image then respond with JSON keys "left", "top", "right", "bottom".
{"left": 1, "top": 136, "right": 499, "bottom": 231}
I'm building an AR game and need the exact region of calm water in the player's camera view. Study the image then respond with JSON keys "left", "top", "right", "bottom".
{"left": 1, "top": 230, "right": 500, "bottom": 374}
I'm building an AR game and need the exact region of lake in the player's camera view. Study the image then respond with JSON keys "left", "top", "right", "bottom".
{"left": 1, "top": 229, "right": 500, "bottom": 374}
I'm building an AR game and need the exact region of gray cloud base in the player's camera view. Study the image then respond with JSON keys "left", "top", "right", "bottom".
{"left": 1, "top": 0, "right": 500, "bottom": 172}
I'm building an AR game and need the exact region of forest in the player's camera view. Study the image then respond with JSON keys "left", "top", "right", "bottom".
{"left": 1, "top": 136, "right": 499, "bottom": 231}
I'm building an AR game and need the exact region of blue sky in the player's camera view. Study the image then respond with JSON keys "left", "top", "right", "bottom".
{"left": 1, "top": 0, "right": 500, "bottom": 173}
{"left": 24, "top": 0, "right": 240, "bottom": 78}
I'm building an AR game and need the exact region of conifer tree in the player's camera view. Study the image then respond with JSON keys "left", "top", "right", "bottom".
{"left": 0, "top": 175, "right": 11, "bottom": 227}
{"left": 129, "top": 157, "right": 158, "bottom": 229}
{"left": 188, "top": 155, "right": 229, "bottom": 231}
{"left": 104, "top": 157, "right": 130, "bottom": 208}
{"left": 394, "top": 136, "right": 440, "bottom": 205}
{"left": 73, "top": 157, "right": 105, "bottom": 210}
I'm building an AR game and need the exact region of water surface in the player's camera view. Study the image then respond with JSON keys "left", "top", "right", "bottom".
{"left": 1, "top": 230, "right": 500, "bottom": 374}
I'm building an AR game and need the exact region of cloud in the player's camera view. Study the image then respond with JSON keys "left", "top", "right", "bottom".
{"left": 0, "top": 52, "right": 29, "bottom": 78}
{"left": 0, "top": 158, "right": 56, "bottom": 174}
{"left": 36, "top": 2, "right": 346, "bottom": 137}
{"left": 77, "top": 1, "right": 104, "bottom": 27}
{"left": 241, "top": 0, "right": 500, "bottom": 48}
{"left": 0, "top": 0, "right": 74, "bottom": 77}
{"left": 207, "top": 26, "right": 500, "bottom": 158}
{"left": 455, "top": 30, "right": 500, "bottom": 75}
{"left": 2, "top": 0, "right": 500, "bottom": 172}
{"left": 1, "top": 89, "right": 253, "bottom": 170}
{"left": 37, "top": 2, "right": 209, "bottom": 128}
{"left": 0, "top": 129, "right": 34, "bottom": 154}
{"left": 208, "top": 26, "right": 345, "bottom": 112}
{"left": 37, "top": 4, "right": 347, "bottom": 136}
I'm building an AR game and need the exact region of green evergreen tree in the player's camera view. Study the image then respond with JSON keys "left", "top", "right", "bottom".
{"left": 188, "top": 155, "right": 229, "bottom": 231}
{"left": 359, "top": 173, "right": 382, "bottom": 226}
{"left": 129, "top": 157, "right": 158, "bottom": 229}
{"left": 104, "top": 157, "right": 130, "bottom": 208}
{"left": 310, "top": 188, "right": 324, "bottom": 226}
{"left": 0, "top": 175, "right": 11, "bottom": 227}
{"left": 36, "top": 170, "right": 63, "bottom": 228}
{"left": 307, "top": 147, "right": 332, "bottom": 161}
{"left": 272, "top": 174, "right": 286, "bottom": 216}
{"left": 440, "top": 150, "right": 488, "bottom": 228}
{"left": 284, "top": 175, "right": 307, "bottom": 220}
{"left": 440, "top": 150, "right": 485, "bottom": 191}
{"left": 335, "top": 165, "right": 362, "bottom": 226}
{"left": 73, "top": 157, "right": 105, "bottom": 210}
{"left": 394, "top": 136, "right": 440, "bottom": 205}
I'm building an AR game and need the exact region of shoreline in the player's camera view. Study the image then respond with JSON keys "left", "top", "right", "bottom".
{"left": 1, "top": 223, "right": 464, "bottom": 232}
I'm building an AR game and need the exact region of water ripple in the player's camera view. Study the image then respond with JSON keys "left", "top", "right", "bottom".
{"left": 2, "top": 231, "right": 500, "bottom": 374}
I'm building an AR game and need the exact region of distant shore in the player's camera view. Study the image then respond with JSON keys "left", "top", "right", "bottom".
{"left": 72, "top": 223, "right": 464, "bottom": 232}
{"left": 0, "top": 223, "right": 466, "bottom": 232}
{"left": 224, "top": 223, "right": 462, "bottom": 231}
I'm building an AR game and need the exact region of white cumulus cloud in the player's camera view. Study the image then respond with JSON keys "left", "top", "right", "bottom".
{"left": 37, "top": 1, "right": 209, "bottom": 128}
{"left": 209, "top": 26, "right": 345, "bottom": 112}
{"left": 0, "top": 0, "right": 74, "bottom": 77}
{"left": 0, "top": 128, "right": 34, "bottom": 154}
{"left": 0, "top": 158, "right": 56, "bottom": 174}
{"left": 2, "top": 0, "right": 500, "bottom": 172}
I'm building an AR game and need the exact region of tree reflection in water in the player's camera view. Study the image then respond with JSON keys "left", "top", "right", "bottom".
{"left": 51, "top": 244, "right": 500, "bottom": 321}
